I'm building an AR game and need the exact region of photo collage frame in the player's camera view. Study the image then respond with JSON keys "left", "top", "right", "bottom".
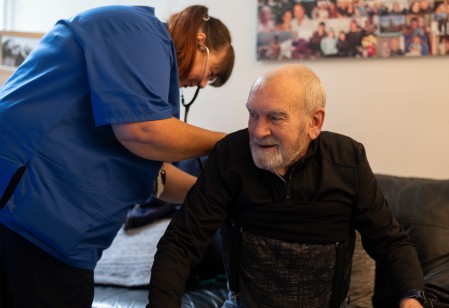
{"left": 257, "top": 0, "right": 449, "bottom": 60}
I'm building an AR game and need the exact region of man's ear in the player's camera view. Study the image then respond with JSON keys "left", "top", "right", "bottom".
{"left": 308, "top": 107, "right": 325, "bottom": 140}
{"left": 196, "top": 33, "right": 206, "bottom": 46}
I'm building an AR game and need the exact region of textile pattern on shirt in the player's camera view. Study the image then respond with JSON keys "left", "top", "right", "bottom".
{"left": 239, "top": 229, "right": 336, "bottom": 307}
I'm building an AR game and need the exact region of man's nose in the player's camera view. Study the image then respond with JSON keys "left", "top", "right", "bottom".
{"left": 251, "top": 119, "right": 271, "bottom": 138}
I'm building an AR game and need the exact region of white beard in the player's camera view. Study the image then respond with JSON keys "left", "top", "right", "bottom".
{"left": 250, "top": 132, "right": 309, "bottom": 174}
{"left": 250, "top": 139, "right": 282, "bottom": 172}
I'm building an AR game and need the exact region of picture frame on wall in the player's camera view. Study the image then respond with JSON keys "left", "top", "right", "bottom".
{"left": 0, "top": 31, "right": 43, "bottom": 68}
{"left": 257, "top": 0, "right": 449, "bottom": 60}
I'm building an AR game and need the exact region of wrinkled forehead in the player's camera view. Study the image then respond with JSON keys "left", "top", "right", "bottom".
{"left": 247, "top": 76, "right": 304, "bottom": 112}
{"left": 253, "top": 71, "right": 304, "bottom": 96}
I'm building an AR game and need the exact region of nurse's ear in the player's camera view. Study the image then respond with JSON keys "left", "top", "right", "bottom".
{"left": 196, "top": 32, "right": 206, "bottom": 47}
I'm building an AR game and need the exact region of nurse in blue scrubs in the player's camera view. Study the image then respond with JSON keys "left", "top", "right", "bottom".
{"left": 0, "top": 5, "right": 234, "bottom": 307}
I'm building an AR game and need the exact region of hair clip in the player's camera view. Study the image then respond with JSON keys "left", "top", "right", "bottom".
{"left": 203, "top": 16, "right": 211, "bottom": 21}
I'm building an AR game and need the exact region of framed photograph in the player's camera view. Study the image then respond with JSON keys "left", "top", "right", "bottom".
{"left": 256, "top": 0, "right": 449, "bottom": 60}
{"left": 0, "top": 31, "right": 43, "bottom": 68}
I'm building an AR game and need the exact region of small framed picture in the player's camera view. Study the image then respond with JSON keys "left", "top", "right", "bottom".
{"left": 0, "top": 31, "right": 44, "bottom": 68}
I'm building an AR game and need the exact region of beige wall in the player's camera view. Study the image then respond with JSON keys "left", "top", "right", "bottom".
{"left": 4, "top": 0, "right": 449, "bottom": 179}
{"left": 0, "top": 67, "right": 14, "bottom": 85}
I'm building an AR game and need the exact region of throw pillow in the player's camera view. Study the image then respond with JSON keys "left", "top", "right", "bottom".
{"left": 94, "top": 218, "right": 171, "bottom": 287}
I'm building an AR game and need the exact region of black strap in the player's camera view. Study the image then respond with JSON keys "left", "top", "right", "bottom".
{"left": 0, "top": 166, "right": 26, "bottom": 210}
{"left": 220, "top": 218, "right": 241, "bottom": 292}
{"left": 330, "top": 237, "right": 353, "bottom": 308}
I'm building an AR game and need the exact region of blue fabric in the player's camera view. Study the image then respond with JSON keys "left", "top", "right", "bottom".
{"left": 0, "top": 6, "right": 180, "bottom": 269}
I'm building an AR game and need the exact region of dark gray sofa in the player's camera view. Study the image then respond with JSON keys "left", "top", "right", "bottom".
{"left": 92, "top": 173, "right": 449, "bottom": 308}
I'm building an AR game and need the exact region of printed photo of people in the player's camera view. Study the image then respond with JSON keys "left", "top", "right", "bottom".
{"left": 256, "top": 0, "right": 449, "bottom": 60}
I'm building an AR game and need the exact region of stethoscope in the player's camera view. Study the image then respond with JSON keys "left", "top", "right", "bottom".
{"left": 179, "top": 45, "right": 209, "bottom": 171}
{"left": 180, "top": 86, "right": 205, "bottom": 171}
{"left": 181, "top": 44, "right": 209, "bottom": 123}
{"left": 181, "top": 86, "right": 200, "bottom": 123}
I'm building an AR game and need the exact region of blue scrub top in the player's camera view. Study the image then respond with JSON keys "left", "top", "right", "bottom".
{"left": 0, "top": 6, "right": 180, "bottom": 269}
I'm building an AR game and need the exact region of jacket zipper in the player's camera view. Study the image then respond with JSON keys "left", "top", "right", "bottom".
{"left": 275, "top": 167, "right": 295, "bottom": 200}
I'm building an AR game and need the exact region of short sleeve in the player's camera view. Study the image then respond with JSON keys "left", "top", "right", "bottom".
{"left": 85, "top": 30, "right": 177, "bottom": 126}
{"left": 62, "top": 6, "right": 180, "bottom": 126}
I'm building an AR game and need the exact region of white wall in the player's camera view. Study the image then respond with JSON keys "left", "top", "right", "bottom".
{"left": 6, "top": 0, "right": 449, "bottom": 179}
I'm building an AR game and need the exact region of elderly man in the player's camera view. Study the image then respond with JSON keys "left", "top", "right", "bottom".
{"left": 148, "top": 64, "right": 429, "bottom": 308}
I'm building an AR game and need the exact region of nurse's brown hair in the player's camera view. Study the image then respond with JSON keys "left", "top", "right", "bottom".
{"left": 168, "top": 5, "right": 235, "bottom": 87}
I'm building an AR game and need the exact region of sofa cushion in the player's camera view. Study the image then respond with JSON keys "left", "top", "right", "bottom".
{"left": 376, "top": 174, "right": 449, "bottom": 274}
{"left": 373, "top": 174, "right": 449, "bottom": 306}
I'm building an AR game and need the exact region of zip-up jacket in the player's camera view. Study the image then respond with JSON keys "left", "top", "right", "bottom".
{"left": 149, "top": 129, "right": 424, "bottom": 307}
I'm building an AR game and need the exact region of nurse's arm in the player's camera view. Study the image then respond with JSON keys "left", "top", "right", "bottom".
{"left": 157, "top": 162, "right": 196, "bottom": 204}
{"left": 111, "top": 118, "right": 225, "bottom": 162}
